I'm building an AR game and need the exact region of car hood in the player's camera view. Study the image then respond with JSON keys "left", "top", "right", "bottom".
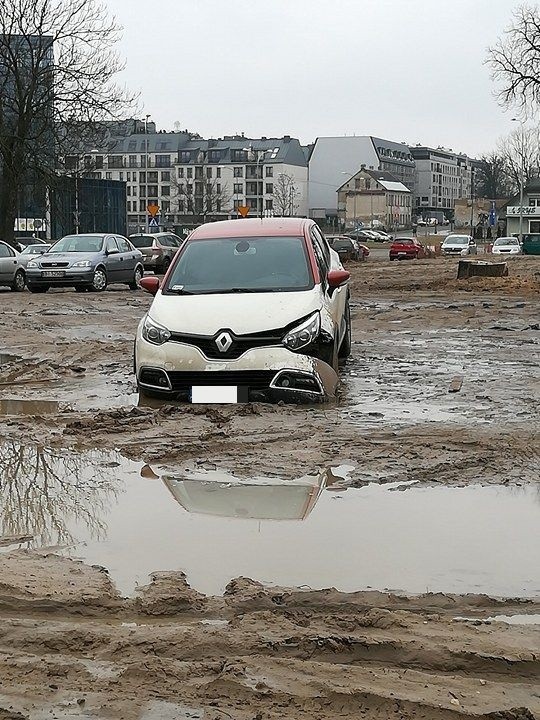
{"left": 149, "top": 288, "right": 322, "bottom": 335}
{"left": 442, "top": 243, "right": 468, "bottom": 249}
{"left": 36, "top": 252, "right": 101, "bottom": 265}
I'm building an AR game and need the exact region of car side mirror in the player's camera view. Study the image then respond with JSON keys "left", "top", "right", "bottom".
{"left": 106, "top": 248, "right": 119, "bottom": 255}
{"left": 327, "top": 269, "right": 350, "bottom": 290}
{"left": 140, "top": 276, "right": 160, "bottom": 295}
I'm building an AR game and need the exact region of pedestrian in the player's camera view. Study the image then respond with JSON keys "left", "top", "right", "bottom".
{"left": 412, "top": 224, "right": 417, "bottom": 237}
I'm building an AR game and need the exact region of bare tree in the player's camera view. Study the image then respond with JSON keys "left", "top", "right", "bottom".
{"left": 272, "top": 172, "right": 300, "bottom": 217}
{"left": 475, "top": 152, "right": 512, "bottom": 199}
{"left": 497, "top": 125, "right": 540, "bottom": 192}
{"left": 0, "top": 0, "right": 136, "bottom": 246}
{"left": 172, "top": 170, "right": 231, "bottom": 219}
{"left": 488, "top": 4, "right": 540, "bottom": 110}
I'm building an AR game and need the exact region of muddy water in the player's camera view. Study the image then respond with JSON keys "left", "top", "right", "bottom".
{"left": 0, "top": 398, "right": 59, "bottom": 415}
{"left": 0, "top": 442, "right": 539, "bottom": 597}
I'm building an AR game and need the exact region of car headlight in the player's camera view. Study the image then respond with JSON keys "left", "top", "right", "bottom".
{"left": 73, "top": 260, "right": 92, "bottom": 268}
{"left": 283, "top": 312, "right": 320, "bottom": 351}
{"left": 142, "top": 315, "right": 171, "bottom": 345}
{"left": 27, "top": 261, "right": 38, "bottom": 268}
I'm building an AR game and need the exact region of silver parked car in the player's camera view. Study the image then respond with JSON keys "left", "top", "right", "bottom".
{"left": 25, "top": 233, "right": 144, "bottom": 293}
{"left": 18, "top": 243, "right": 51, "bottom": 268}
{"left": 0, "top": 241, "right": 26, "bottom": 291}
{"left": 441, "top": 234, "right": 477, "bottom": 256}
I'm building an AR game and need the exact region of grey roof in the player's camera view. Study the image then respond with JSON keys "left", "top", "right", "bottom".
{"left": 370, "top": 137, "right": 415, "bottom": 165}
{"left": 337, "top": 168, "right": 409, "bottom": 193}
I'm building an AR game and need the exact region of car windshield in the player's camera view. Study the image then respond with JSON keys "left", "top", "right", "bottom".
{"left": 394, "top": 239, "right": 413, "bottom": 245}
{"left": 165, "top": 236, "right": 312, "bottom": 294}
{"left": 444, "top": 236, "right": 469, "bottom": 245}
{"left": 49, "top": 235, "right": 104, "bottom": 253}
{"left": 129, "top": 235, "right": 154, "bottom": 248}
{"left": 21, "top": 244, "right": 50, "bottom": 255}
{"left": 494, "top": 238, "right": 518, "bottom": 246}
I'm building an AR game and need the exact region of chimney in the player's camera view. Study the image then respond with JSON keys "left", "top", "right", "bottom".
{"left": 283, "top": 135, "right": 291, "bottom": 143}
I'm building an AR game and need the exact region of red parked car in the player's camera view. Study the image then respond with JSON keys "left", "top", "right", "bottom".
{"left": 389, "top": 237, "right": 426, "bottom": 261}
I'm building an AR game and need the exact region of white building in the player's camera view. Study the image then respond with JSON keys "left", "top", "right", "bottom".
{"left": 409, "top": 145, "right": 476, "bottom": 220}
{"left": 308, "top": 136, "right": 415, "bottom": 224}
{"left": 66, "top": 125, "right": 308, "bottom": 235}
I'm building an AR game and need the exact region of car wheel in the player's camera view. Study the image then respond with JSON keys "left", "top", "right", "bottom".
{"left": 11, "top": 269, "right": 26, "bottom": 292}
{"left": 27, "top": 284, "right": 49, "bottom": 293}
{"left": 129, "top": 265, "right": 143, "bottom": 290}
{"left": 160, "top": 257, "right": 171, "bottom": 274}
{"left": 338, "top": 301, "right": 352, "bottom": 360}
{"left": 89, "top": 267, "right": 108, "bottom": 292}
{"left": 318, "top": 335, "right": 339, "bottom": 373}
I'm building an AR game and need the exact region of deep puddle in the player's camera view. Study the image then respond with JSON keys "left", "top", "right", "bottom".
{"left": 0, "top": 442, "right": 538, "bottom": 597}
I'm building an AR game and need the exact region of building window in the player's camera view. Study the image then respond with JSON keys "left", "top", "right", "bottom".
{"left": 217, "top": 184, "right": 221, "bottom": 193}
{"left": 233, "top": 167, "right": 243, "bottom": 177}
{"left": 147, "top": 171, "right": 158, "bottom": 183}
{"left": 206, "top": 167, "right": 212, "bottom": 178}
{"left": 132, "top": 172, "right": 137, "bottom": 181}
{"left": 139, "top": 172, "right": 146, "bottom": 183}
{"left": 233, "top": 183, "right": 243, "bottom": 195}
{"left": 178, "top": 200, "right": 185, "bottom": 212}
{"left": 265, "top": 166, "right": 273, "bottom": 177}
{"left": 216, "top": 167, "right": 221, "bottom": 178}
{"left": 132, "top": 186, "right": 137, "bottom": 196}
{"left": 119, "top": 172, "right": 124, "bottom": 181}
{"left": 140, "top": 185, "right": 146, "bottom": 197}
{"left": 106, "top": 172, "right": 112, "bottom": 179}
{"left": 265, "top": 183, "right": 273, "bottom": 194}
{"left": 246, "top": 182, "right": 259, "bottom": 195}
{"left": 155, "top": 155, "right": 171, "bottom": 168}
{"left": 177, "top": 167, "right": 184, "bottom": 178}
{"left": 107, "top": 155, "right": 123, "bottom": 169}
{"left": 266, "top": 199, "right": 273, "bottom": 210}
{"left": 127, "top": 187, "right": 132, "bottom": 196}
{"left": 209, "top": 150, "right": 221, "bottom": 163}
{"left": 161, "top": 200, "right": 170, "bottom": 212}
{"left": 140, "top": 155, "right": 147, "bottom": 168}
{"left": 161, "top": 171, "right": 171, "bottom": 182}
{"left": 187, "top": 167, "right": 193, "bottom": 178}
{"left": 162, "top": 185, "right": 171, "bottom": 196}
{"left": 195, "top": 167, "right": 203, "bottom": 179}
{"left": 148, "top": 185, "right": 158, "bottom": 198}
{"left": 139, "top": 200, "right": 146, "bottom": 212}
{"left": 231, "top": 149, "right": 247, "bottom": 162}
{"left": 179, "top": 151, "right": 191, "bottom": 163}
{"left": 129, "top": 155, "right": 137, "bottom": 168}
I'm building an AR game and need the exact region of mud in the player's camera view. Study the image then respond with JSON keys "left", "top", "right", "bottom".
{"left": 0, "top": 256, "right": 539, "bottom": 718}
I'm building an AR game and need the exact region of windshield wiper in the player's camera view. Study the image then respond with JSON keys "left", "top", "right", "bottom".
{"left": 166, "top": 287, "right": 196, "bottom": 295}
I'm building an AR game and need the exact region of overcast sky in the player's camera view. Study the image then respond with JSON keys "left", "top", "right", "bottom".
{"left": 106, "top": 0, "right": 521, "bottom": 156}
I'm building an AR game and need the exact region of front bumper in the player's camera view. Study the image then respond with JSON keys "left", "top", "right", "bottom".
{"left": 26, "top": 268, "right": 95, "bottom": 285}
{"left": 134, "top": 332, "right": 339, "bottom": 403}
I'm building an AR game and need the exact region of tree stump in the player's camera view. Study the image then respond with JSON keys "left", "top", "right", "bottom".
{"left": 457, "top": 261, "right": 508, "bottom": 279}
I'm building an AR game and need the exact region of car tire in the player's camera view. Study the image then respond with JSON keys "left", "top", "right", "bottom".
{"left": 160, "top": 257, "right": 171, "bottom": 274}
{"left": 11, "top": 269, "right": 26, "bottom": 292}
{"left": 338, "top": 301, "right": 352, "bottom": 360}
{"left": 129, "top": 264, "right": 143, "bottom": 290}
{"left": 89, "top": 267, "right": 107, "bottom": 292}
{"left": 27, "top": 284, "right": 49, "bottom": 293}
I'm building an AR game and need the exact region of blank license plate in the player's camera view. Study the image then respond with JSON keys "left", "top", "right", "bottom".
{"left": 42, "top": 270, "right": 65, "bottom": 277}
{"left": 191, "top": 386, "right": 238, "bottom": 404}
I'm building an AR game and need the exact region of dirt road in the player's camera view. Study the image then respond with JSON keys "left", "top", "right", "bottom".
{"left": 0, "top": 256, "right": 539, "bottom": 718}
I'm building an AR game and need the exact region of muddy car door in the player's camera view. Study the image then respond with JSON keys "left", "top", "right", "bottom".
{"left": 0, "top": 242, "right": 17, "bottom": 284}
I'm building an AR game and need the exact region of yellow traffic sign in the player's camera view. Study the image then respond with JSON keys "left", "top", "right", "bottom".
{"left": 147, "top": 204, "right": 160, "bottom": 217}
{"left": 237, "top": 205, "right": 250, "bottom": 218}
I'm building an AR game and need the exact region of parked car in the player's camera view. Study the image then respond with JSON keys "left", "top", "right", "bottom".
{"left": 25, "top": 233, "right": 144, "bottom": 293}
{"left": 18, "top": 243, "right": 51, "bottom": 268}
{"left": 491, "top": 237, "right": 521, "bottom": 255}
{"left": 521, "top": 234, "right": 540, "bottom": 255}
{"left": 128, "top": 232, "right": 183, "bottom": 273}
{"left": 0, "top": 241, "right": 26, "bottom": 291}
{"left": 13, "top": 236, "right": 48, "bottom": 252}
{"left": 135, "top": 218, "right": 351, "bottom": 404}
{"left": 441, "top": 234, "right": 477, "bottom": 256}
{"left": 389, "top": 237, "right": 426, "bottom": 260}
{"left": 372, "top": 230, "right": 394, "bottom": 242}
{"left": 326, "top": 235, "right": 361, "bottom": 262}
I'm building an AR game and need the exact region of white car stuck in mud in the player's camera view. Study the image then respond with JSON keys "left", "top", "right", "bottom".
{"left": 135, "top": 218, "right": 351, "bottom": 403}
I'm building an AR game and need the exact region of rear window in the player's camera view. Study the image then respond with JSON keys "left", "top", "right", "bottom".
{"left": 333, "top": 239, "right": 353, "bottom": 250}
{"left": 129, "top": 235, "right": 154, "bottom": 248}
{"left": 393, "top": 239, "right": 413, "bottom": 245}
{"left": 165, "top": 236, "right": 313, "bottom": 294}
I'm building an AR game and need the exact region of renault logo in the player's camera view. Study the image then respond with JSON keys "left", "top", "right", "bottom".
{"left": 215, "top": 331, "right": 233, "bottom": 353}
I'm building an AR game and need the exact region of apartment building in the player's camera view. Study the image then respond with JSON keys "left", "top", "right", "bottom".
{"left": 308, "top": 136, "right": 415, "bottom": 224}
{"left": 65, "top": 125, "right": 308, "bottom": 235}
{"left": 409, "top": 145, "right": 477, "bottom": 219}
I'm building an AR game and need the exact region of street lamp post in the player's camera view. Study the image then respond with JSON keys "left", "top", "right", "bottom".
{"left": 511, "top": 118, "right": 525, "bottom": 244}
{"left": 144, "top": 114, "right": 151, "bottom": 234}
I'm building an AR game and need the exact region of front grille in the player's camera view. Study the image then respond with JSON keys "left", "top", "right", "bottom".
{"left": 41, "top": 262, "right": 70, "bottom": 268}
{"left": 169, "top": 329, "right": 283, "bottom": 360}
{"left": 167, "top": 370, "right": 276, "bottom": 391}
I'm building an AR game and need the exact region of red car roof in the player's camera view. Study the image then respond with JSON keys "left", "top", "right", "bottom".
{"left": 188, "top": 217, "right": 313, "bottom": 240}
